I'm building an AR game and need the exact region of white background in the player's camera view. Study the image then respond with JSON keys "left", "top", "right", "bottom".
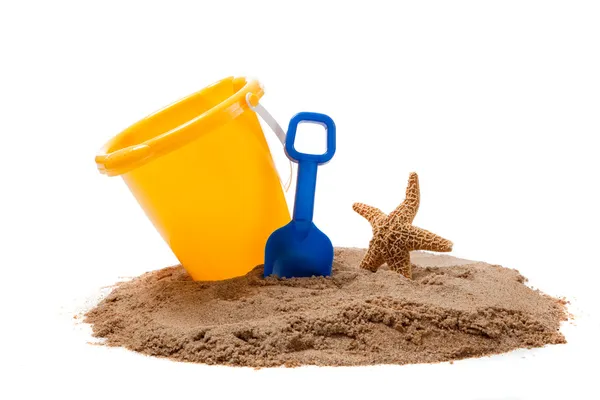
{"left": 1, "top": 1, "right": 599, "bottom": 399}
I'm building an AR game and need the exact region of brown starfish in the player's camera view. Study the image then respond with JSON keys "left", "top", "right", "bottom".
{"left": 353, "top": 172, "right": 453, "bottom": 279}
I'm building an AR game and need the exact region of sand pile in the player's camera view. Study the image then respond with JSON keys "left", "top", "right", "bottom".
{"left": 85, "top": 248, "right": 567, "bottom": 367}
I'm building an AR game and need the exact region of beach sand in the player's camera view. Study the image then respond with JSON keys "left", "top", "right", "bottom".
{"left": 85, "top": 248, "right": 568, "bottom": 367}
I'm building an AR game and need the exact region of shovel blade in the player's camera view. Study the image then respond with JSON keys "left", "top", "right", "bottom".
{"left": 264, "top": 222, "right": 333, "bottom": 278}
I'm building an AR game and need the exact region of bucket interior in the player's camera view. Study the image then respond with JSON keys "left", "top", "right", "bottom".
{"left": 108, "top": 77, "right": 246, "bottom": 153}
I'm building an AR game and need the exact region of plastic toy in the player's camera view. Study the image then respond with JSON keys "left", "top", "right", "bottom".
{"left": 264, "top": 112, "right": 337, "bottom": 278}
{"left": 95, "top": 77, "right": 290, "bottom": 281}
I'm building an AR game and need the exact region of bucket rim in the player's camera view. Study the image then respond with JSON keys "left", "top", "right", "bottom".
{"left": 95, "top": 76, "right": 264, "bottom": 177}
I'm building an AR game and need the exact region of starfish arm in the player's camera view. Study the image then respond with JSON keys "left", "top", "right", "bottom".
{"left": 353, "top": 203, "right": 387, "bottom": 229}
{"left": 400, "top": 224, "right": 453, "bottom": 252}
{"left": 388, "top": 172, "right": 420, "bottom": 225}
{"left": 359, "top": 242, "right": 384, "bottom": 272}
{"left": 384, "top": 249, "right": 412, "bottom": 279}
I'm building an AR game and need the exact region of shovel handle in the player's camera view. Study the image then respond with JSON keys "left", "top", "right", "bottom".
{"left": 285, "top": 112, "right": 336, "bottom": 165}
{"left": 285, "top": 112, "right": 336, "bottom": 223}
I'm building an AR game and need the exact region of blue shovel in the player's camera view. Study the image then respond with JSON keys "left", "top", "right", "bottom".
{"left": 264, "top": 112, "right": 336, "bottom": 278}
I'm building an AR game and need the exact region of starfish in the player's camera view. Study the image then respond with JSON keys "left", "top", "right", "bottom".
{"left": 352, "top": 172, "right": 453, "bottom": 279}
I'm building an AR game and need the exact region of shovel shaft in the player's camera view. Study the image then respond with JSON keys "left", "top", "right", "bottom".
{"left": 293, "top": 161, "right": 318, "bottom": 222}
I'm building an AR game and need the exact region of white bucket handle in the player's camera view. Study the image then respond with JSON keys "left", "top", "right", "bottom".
{"left": 246, "top": 92, "right": 293, "bottom": 191}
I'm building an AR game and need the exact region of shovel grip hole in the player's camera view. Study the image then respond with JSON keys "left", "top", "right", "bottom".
{"left": 293, "top": 122, "right": 328, "bottom": 156}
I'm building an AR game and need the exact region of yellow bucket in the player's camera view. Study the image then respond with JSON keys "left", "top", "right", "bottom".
{"left": 96, "top": 76, "right": 291, "bottom": 281}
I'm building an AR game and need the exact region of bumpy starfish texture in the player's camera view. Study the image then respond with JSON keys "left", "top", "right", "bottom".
{"left": 353, "top": 172, "right": 453, "bottom": 279}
